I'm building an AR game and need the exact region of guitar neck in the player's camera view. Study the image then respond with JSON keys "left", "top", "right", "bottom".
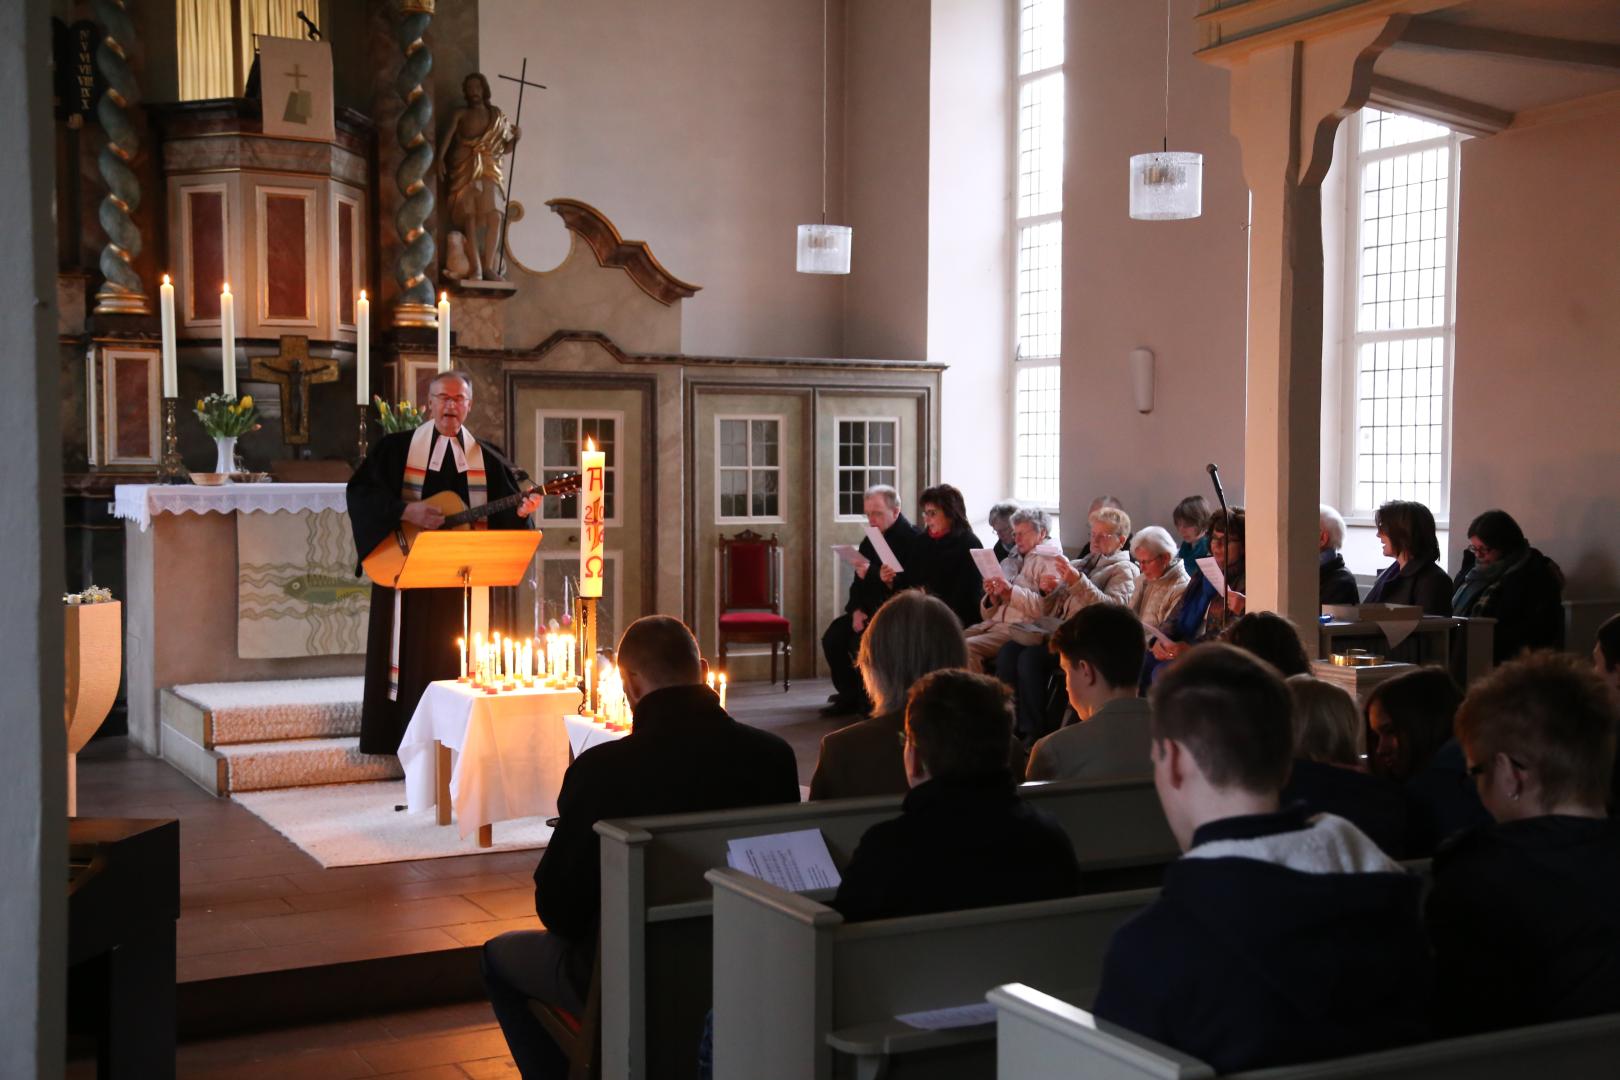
{"left": 442, "top": 474, "right": 580, "bottom": 528}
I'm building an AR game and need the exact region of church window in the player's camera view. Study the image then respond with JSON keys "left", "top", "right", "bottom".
{"left": 1013, "top": 0, "right": 1064, "bottom": 510}
{"left": 536, "top": 413, "right": 619, "bottom": 524}
{"left": 1340, "top": 108, "right": 1461, "bottom": 518}
{"left": 716, "top": 417, "right": 781, "bottom": 522}
{"left": 834, "top": 419, "right": 899, "bottom": 519}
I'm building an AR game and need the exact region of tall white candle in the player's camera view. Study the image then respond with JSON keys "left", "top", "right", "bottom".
{"left": 437, "top": 292, "right": 451, "bottom": 373}
{"left": 220, "top": 283, "right": 237, "bottom": 398}
{"left": 355, "top": 290, "right": 370, "bottom": 405}
{"left": 580, "top": 439, "right": 606, "bottom": 598}
{"left": 159, "top": 275, "right": 177, "bottom": 397}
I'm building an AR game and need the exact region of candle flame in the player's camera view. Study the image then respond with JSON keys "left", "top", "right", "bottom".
{"left": 585, "top": 437, "right": 596, "bottom": 453}
{"left": 359, "top": 288, "right": 367, "bottom": 301}
{"left": 222, "top": 282, "right": 231, "bottom": 295}
{"left": 440, "top": 291, "right": 448, "bottom": 303}
{"left": 161, "top": 273, "right": 171, "bottom": 286}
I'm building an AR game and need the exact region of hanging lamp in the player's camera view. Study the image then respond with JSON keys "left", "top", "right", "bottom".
{"left": 1129, "top": 0, "right": 1202, "bottom": 221}
{"left": 797, "top": 0, "right": 852, "bottom": 273}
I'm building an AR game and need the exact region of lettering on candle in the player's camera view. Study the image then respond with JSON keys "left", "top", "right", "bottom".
{"left": 579, "top": 442, "right": 607, "bottom": 599}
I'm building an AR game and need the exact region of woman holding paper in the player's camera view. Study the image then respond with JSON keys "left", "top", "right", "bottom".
{"left": 963, "top": 507, "right": 1066, "bottom": 666}
{"left": 910, "top": 484, "right": 985, "bottom": 629}
{"left": 1143, "top": 508, "right": 1247, "bottom": 687}
{"left": 1041, "top": 506, "right": 1139, "bottom": 620}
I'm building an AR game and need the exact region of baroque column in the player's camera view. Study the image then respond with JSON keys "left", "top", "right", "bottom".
{"left": 393, "top": 0, "right": 438, "bottom": 327}
{"left": 91, "top": 0, "right": 150, "bottom": 315}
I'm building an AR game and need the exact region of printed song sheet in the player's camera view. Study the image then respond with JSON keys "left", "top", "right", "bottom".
{"left": 831, "top": 544, "right": 870, "bottom": 575}
{"left": 970, "top": 548, "right": 1008, "bottom": 582}
{"left": 726, "top": 829, "right": 842, "bottom": 892}
{"left": 896, "top": 1002, "right": 998, "bottom": 1030}
{"left": 1196, "top": 556, "right": 1226, "bottom": 597}
{"left": 864, "top": 527, "right": 905, "bottom": 574}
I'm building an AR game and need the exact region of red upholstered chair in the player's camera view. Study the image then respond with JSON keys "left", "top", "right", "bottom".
{"left": 718, "top": 530, "right": 791, "bottom": 691}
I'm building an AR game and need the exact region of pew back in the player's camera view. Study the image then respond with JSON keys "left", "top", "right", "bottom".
{"left": 989, "top": 983, "right": 1620, "bottom": 1080}
{"left": 709, "top": 867, "right": 1159, "bottom": 1080}
{"left": 594, "top": 777, "right": 1172, "bottom": 1080}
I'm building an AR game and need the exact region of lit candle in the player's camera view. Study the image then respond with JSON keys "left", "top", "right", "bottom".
{"left": 220, "top": 283, "right": 236, "bottom": 398}
{"left": 707, "top": 671, "right": 716, "bottom": 694}
{"left": 355, "top": 290, "right": 370, "bottom": 405}
{"left": 579, "top": 438, "right": 606, "bottom": 598}
{"left": 436, "top": 291, "right": 451, "bottom": 373}
{"left": 456, "top": 636, "right": 466, "bottom": 680}
{"left": 159, "top": 274, "right": 177, "bottom": 397}
{"left": 585, "top": 658, "right": 593, "bottom": 709}
{"left": 719, "top": 674, "right": 728, "bottom": 711}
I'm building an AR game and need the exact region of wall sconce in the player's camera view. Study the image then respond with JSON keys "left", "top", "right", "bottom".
{"left": 1131, "top": 347, "right": 1155, "bottom": 413}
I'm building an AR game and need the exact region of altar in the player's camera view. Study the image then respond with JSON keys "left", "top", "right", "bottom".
{"left": 114, "top": 482, "right": 364, "bottom": 757}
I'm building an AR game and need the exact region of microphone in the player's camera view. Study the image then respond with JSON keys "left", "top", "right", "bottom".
{"left": 1206, "top": 463, "right": 1228, "bottom": 509}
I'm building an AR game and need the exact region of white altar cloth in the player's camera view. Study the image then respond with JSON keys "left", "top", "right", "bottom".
{"left": 564, "top": 714, "right": 630, "bottom": 758}
{"left": 400, "top": 680, "right": 584, "bottom": 838}
{"left": 112, "top": 482, "right": 348, "bottom": 531}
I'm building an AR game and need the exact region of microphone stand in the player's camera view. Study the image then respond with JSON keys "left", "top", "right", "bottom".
{"left": 1207, "top": 465, "right": 1232, "bottom": 633}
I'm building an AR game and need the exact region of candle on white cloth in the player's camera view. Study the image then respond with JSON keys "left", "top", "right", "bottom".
{"left": 159, "top": 275, "right": 177, "bottom": 397}
{"left": 436, "top": 292, "right": 451, "bottom": 373}
{"left": 456, "top": 637, "right": 466, "bottom": 680}
{"left": 719, "top": 674, "right": 728, "bottom": 711}
{"left": 220, "top": 283, "right": 237, "bottom": 398}
{"left": 355, "top": 290, "right": 370, "bottom": 405}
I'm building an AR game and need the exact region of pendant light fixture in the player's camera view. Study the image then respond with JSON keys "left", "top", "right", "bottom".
{"left": 796, "top": 0, "right": 852, "bottom": 273}
{"left": 1129, "top": 0, "right": 1202, "bottom": 221}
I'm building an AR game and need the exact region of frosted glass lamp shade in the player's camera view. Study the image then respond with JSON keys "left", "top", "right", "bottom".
{"left": 796, "top": 223, "right": 853, "bottom": 274}
{"left": 1129, "top": 151, "right": 1203, "bottom": 220}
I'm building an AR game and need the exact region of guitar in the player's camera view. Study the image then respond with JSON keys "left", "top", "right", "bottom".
{"left": 362, "top": 472, "right": 582, "bottom": 586}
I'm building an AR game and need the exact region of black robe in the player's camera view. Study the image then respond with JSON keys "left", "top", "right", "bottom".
{"left": 346, "top": 428, "right": 528, "bottom": 754}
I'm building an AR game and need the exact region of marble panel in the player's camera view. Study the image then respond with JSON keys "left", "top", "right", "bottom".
{"left": 264, "top": 193, "right": 310, "bottom": 320}
{"left": 187, "top": 190, "right": 225, "bottom": 320}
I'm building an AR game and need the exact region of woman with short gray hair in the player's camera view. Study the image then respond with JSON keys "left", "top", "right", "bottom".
{"left": 1129, "top": 525, "right": 1190, "bottom": 637}
{"left": 988, "top": 499, "right": 1021, "bottom": 563}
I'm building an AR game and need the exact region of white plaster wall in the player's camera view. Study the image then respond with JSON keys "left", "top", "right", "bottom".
{"left": 478, "top": 0, "right": 846, "bottom": 359}
{"left": 928, "top": 0, "right": 1014, "bottom": 529}
{"left": 1060, "top": 0, "right": 1249, "bottom": 537}
{"left": 1450, "top": 104, "right": 1620, "bottom": 600}
{"left": 844, "top": 0, "right": 930, "bottom": 363}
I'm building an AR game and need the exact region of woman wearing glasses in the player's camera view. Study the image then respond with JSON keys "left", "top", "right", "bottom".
{"left": 1451, "top": 508, "right": 1566, "bottom": 663}
{"left": 1425, "top": 652, "right": 1620, "bottom": 1034}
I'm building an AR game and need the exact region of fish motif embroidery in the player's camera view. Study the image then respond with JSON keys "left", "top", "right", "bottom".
{"left": 284, "top": 574, "right": 368, "bottom": 605}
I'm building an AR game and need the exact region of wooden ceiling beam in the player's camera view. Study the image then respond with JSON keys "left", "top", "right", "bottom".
{"left": 1401, "top": 17, "right": 1620, "bottom": 71}
{"left": 1366, "top": 74, "right": 1514, "bottom": 136}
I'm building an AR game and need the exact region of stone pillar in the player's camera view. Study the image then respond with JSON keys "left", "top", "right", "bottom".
{"left": 91, "top": 0, "right": 151, "bottom": 315}
{"left": 1221, "top": 19, "right": 1401, "bottom": 633}
{"left": 393, "top": 0, "right": 439, "bottom": 328}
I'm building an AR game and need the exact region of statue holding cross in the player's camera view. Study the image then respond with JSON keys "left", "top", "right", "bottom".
{"left": 438, "top": 67, "right": 542, "bottom": 282}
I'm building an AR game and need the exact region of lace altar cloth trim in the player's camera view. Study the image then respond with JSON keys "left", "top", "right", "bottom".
{"left": 112, "top": 483, "right": 349, "bottom": 531}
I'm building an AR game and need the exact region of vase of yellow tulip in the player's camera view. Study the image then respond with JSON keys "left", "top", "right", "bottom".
{"left": 193, "top": 393, "right": 260, "bottom": 477}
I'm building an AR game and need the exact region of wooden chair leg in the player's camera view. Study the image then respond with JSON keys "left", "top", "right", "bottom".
{"left": 783, "top": 638, "right": 791, "bottom": 691}
{"left": 770, "top": 644, "right": 778, "bottom": 688}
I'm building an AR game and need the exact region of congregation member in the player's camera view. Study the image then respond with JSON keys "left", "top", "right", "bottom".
{"left": 1223, "top": 612, "right": 1312, "bottom": 676}
{"left": 988, "top": 499, "right": 1021, "bottom": 565}
{"left": 1126, "top": 526, "right": 1191, "bottom": 635}
{"left": 911, "top": 483, "right": 986, "bottom": 628}
{"left": 483, "top": 616, "right": 799, "bottom": 1079}
{"left": 1092, "top": 645, "right": 1432, "bottom": 1072}
{"left": 346, "top": 370, "right": 542, "bottom": 755}
{"left": 820, "top": 485, "right": 918, "bottom": 717}
{"left": 1281, "top": 675, "right": 1407, "bottom": 856}
{"left": 1143, "top": 507, "right": 1246, "bottom": 685}
{"left": 1365, "top": 500, "right": 1453, "bottom": 614}
{"left": 1172, "top": 495, "right": 1212, "bottom": 575}
{"left": 810, "top": 591, "right": 980, "bottom": 800}
{"left": 1597, "top": 613, "right": 1620, "bottom": 814}
{"left": 1427, "top": 652, "right": 1620, "bottom": 1034}
{"left": 964, "top": 506, "right": 1066, "bottom": 664}
{"left": 1366, "top": 666, "right": 1488, "bottom": 855}
{"left": 1318, "top": 504, "right": 1361, "bottom": 606}
{"left": 1026, "top": 605, "right": 1152, "bottom": 783}
{"left": 1074, "top": 494, "right": 1126, "bottom": 559}
{"left": 831, "top": 669, "right": 1082, "bottom": 922}
{"left": 1451, "top": 508, "right": 1566, "bottom": 662}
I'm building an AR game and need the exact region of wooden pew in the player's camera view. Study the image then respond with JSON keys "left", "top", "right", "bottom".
{"left": 707, "top": 867, "right": 1158, "bottom": 1080}
{"left": 988, "top": 983, "right": 1620, "bottom": 1080}
{"left": 594, "top": 776, "right": 1173, "bottom": 1080}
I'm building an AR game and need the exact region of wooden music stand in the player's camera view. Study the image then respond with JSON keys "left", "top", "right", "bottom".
{"left": 391, "top": 530, "right": 542, "bottom": 846}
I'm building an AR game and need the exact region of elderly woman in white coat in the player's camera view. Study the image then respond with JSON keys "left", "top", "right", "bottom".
{"left": 964, "top": 506, "right": 1065, "bottom": 664}
{"left": 1128, "top": 525, "right": 1191, "bottom": 639}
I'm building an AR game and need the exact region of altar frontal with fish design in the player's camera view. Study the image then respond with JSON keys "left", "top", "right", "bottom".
{"left": 238, "top": 508, "right": 367, "bottom": 658}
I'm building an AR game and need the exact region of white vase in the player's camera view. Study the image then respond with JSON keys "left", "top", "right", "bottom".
{"left": 213, "top": 436, "right": 237, "bottom": 476}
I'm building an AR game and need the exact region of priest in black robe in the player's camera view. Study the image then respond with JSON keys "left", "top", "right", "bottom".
{"left": 346, "top": 371, "right": 541, "bottom": 754}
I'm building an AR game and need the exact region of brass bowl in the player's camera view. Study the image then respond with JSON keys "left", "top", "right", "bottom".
{"left": 1331, "top": 649, "right": 1383, "bottom": 667}
{"left": 191, "top": 472, "right": 230, "bottom": 486}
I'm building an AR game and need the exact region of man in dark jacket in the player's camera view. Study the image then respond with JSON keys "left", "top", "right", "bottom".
{"left": 832, "top": 670, "right": 1081, "bottom": 921}
{"left": 820, "top": 485, "right": 919, "bottom": 716}
{"left": 1318, "top": 504, "right": 1361, "bottom": 606}
{"left": 482, "top": 616, "right": 800, "bottom": 1079}
{"left": 1450, "top": 509, "right": 1565, "bottom": 662}
{"left": 1093, "top": 644, "right": 1432, "bottom": 1073}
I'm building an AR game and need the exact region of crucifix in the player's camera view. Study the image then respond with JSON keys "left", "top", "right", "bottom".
{"left": 283, "top": 62, "right": 313, "bottom": 124}
{"left": 251, "top": 335, "right": 338, "bottom": 445}
{"left": 495, "top": 58, "right": 547, "bottom": 278}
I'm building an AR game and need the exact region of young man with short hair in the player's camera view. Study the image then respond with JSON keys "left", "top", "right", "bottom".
{"left": 1026, "top": 604, "right": 1152, "bottom": 782}
{"left": 1092, "top": 644, "right": 1432, "bottom": 1072}
{"left": 831, "top": 670, "right": 1082, "bottom": 922}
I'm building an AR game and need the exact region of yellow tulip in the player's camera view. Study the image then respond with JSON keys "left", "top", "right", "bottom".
{"left": 195, "top": 399, "right": 205, "bottom": 411}
{"left": 239, "top": 395, "right": 253, "bottom": 410}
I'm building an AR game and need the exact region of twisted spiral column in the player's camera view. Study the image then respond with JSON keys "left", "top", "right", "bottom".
{"left": 393, "top": 0, "right": 438, "bottom": 327}
{"left": 92, "top": 0, "right": 150, "bottom": 315}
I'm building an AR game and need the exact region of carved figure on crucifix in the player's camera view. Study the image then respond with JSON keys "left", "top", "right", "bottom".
{"left": 250, "top": 335, "right": 339, "bottom": 445}
{"left": 438, "top": 73, "right": 520, "bottom": 281}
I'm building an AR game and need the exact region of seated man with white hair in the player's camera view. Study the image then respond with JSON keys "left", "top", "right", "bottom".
{"left": 1319, "top": 504, "right": 1360, "bottom": 606}
{"left": 1128, "top": 525, "right": 1191, "bottom": 637}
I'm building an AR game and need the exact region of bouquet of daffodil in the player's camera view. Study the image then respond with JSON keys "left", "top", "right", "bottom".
{"left": 193, "top": 393, "right": 261, "bottom": 438}
{"left": 374, "top": 395, "right": 427, "bottom": 434}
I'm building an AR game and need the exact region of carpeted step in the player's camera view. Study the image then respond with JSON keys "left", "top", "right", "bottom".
{"left": 163, "top": 677, "right": 365, "bottom": 748}
{"left": 219, "top": 736, "right": 402, "bottom": 793}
